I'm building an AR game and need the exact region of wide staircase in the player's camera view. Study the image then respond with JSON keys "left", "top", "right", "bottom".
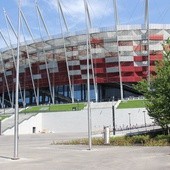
{"left": 1, "top": 112, "right": 38, "bottom": 133}
{"left": 86, "top": 101, "right": 117, "bottom": 109}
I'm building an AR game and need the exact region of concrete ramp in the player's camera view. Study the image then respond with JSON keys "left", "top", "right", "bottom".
{"left": 1, "top": 113, "right": 38, "bottom": 133}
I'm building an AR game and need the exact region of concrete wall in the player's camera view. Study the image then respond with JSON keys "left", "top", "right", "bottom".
{"left": 41, "top": 108, "right": 153, "bottom": 134}
{"left": 3, "top": 114, "right": 42, "bottom": 135}
{"left": 42, "top": 108, "right": 113, "bottom": 133}
{"left": 2, "top": 106, "right": 154, "bottom": 135}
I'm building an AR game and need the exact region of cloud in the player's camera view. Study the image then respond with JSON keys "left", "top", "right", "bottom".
{"left": 44, "top": 0, "right": 113, "bottom": 30}
{"left": 0, "top": 28, "right": 17, "bottom": 49}
{"left": 13, "top": 0, "right": 34, "bottom": 8}
{"left": 21, "top": 0, "right": 32, "bottom": 7}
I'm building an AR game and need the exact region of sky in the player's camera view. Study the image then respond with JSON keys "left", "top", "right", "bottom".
{"left": 0, "top": 0, "right": 170, "bottom": 48}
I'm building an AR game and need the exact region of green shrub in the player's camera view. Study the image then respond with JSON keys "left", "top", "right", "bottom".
{"left": 129, "top": 135, "right": 150, "bottom": 145}
{"left": 155, "top": 134, "right": 170, "bottom": 143}
{"left": 52, "top": 135, "right": 170, "bottom": 146}
{"left": 52, "top": 138, "right": 104, "bottom": 145}
{"left": 92, "top": 138, "right": 104, "bottom": 145}
{"left": 144, "top": 139, "right": 168, "bottom": 146}
{"left": 110, "top": 136, "right": 132, "bottom": 146}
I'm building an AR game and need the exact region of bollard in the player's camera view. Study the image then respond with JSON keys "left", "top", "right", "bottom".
{"left": 0, "top": 120, "right": 1, "bottom": 135}
{"left": 32, "top": 127, "right": 36, "bottom": 133}
{"left": 104, "top": 126, "right": 110, "bottom": 144}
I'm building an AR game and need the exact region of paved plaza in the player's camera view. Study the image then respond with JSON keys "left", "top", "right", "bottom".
{"left": 0, "top": 133, "right": 170, "bottom": 170}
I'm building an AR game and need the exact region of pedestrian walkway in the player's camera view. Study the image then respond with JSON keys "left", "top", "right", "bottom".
{"left": 0, "top": 133, "right": 169, "bottom": 170}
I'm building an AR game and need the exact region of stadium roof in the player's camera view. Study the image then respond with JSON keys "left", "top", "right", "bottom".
{"left": 0, "top": 0, "right": 170, "bottom": 49}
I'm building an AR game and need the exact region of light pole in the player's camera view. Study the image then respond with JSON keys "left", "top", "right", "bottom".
{"left": 4, "top": 104, "right": 5, "bottom": 114}
{"left": 77, "top": 99, "right": 79, "bottom": 110}
{"left": 13, "top": 0, "right": 21, "bottom": 160}
{"left": 49, "top": 101, "right": 51, "bottom": 111}
{"left": 84, "top": 0, "right": 92, "bottom": 150}
{"left": 128, "top": 113, "right": 131, "bottom": 134}
{"left": 143, "top": 110, "right": 147, "bottom": 130}
{"left": 112, "top": 105, "right": 116, "bottom": 135}
{"left": 24, "top": 102, "right": 26, "bottom": 114}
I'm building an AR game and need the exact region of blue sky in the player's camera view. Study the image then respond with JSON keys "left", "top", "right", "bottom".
{"left": 0, "top": 0, "right": 170, "bottom": 48}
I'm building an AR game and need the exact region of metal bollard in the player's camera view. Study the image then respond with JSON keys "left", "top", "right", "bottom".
{"left": 0, "top": 120, "right": 1, "bottom": 135}
{"left": 104, "top": 126, "right": 110, "bottom": 144}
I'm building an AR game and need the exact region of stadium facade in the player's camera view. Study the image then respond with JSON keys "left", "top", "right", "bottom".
{"left": 0, "top": 0, "right": 169, "bottom": 107}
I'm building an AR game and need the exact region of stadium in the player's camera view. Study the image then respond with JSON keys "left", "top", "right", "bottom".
{"left": 0, "top": 0, "right": 169, "bottom": 107}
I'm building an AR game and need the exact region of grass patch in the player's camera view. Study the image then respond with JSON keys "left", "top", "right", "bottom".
{"left": 52, "top": 135, "right": 170, "bottom": 146}
{"left": 52, "top": 138, "right": 104, "bottom": 145}
{"left": 117, "top": 100, "right": 146, "bottom": 109}
{"left": 0, "top": 115, "right": 10, "bottom": 121}
{"left": 20, "top": 103, "right": 86, "bottom": 113}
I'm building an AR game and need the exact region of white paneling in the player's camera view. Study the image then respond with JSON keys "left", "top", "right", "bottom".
{"left": 106, "top": 67, "right": 119, "bottom": 73}
{"left": 105, "top": 57, "right": 118, "bottom": 63}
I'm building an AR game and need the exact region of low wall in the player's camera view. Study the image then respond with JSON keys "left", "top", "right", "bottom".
{"left": 2, "top": 106, "right": 154, "bottom": 135}
{"left": 42, "top": 108, "right": 112, "bottom": 133}
{"left": 3, "top": 114, "right": 42, "bottom": 135}
{"left": 42, "top": 108, "right": 153, "bottom": 134}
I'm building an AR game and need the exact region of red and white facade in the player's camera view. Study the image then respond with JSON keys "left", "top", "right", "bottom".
{"left": 0, "top": 24, "right": 169, "bottom": 106}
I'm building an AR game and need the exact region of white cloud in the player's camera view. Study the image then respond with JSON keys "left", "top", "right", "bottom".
{"left": 44, "top": 0, "right": 113, "bottom": 30}
{"left": 14, "top": 0, "right": 34, "bottom": 8}
{"left": 21, "top": 0, "right": 32, "bottom": 7}
{"left": 46, "top": 0, "right": 112, "bottom": 20}
{"left": 0, "top": 28, "right": 17, "bottom": 49}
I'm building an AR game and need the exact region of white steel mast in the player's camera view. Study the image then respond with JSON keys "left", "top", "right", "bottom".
{"left": 145, "top": 0, "right": 150, "bottom": 86}
{"left": 84, "top": 0, "right": 92, "bottom": 150}
{"left": 57, "top": 0, "right": 74, "bottom": 103}
{"left": 3, "top": 9, "right": 24, "bottom": 106}
{"left": 113, "top": 0, "right": 123, "bottom": 100}
{"left": 35, "top": 1, "right": 54, "bottom": 104}
{"left": 13, "top": 0, "right": 21, "bottom": 160}
{"left": 85, "top": 2, "right": 98, "bottom": 102}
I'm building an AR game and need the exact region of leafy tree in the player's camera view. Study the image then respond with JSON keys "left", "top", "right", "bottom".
{"left": 135, "top": 38, "right": 170, "bottom": 134}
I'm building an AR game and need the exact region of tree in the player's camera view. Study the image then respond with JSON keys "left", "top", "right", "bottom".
{"left": 135, "top": 39, "right": 170, "bottom": 134}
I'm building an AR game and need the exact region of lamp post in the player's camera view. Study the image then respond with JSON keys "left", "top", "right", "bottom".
{"left": 13, "top": 0, "right": 21, "bottom": 160}
{"left": 77, "top": 99, "right": 79, "bottom": 110}
{"left": 84, "top": 0, "right": 92, "bottom": 150}
{"left": 143, "top": 110, "right": 147, "bottom": 130}
{"left": 128, "top": 113, "right": 131, "bottom": 134}
{"left": 24, "top": 102, "right": 26, "bottom": 114}
{"left": 4, "top": 104, "right": 5, "bottom": 114}
{"left": 49, "top": 101, "right": 51, "bottom": 111}
{"left": 112, "top": 105, "right": 116, "bottom": 135}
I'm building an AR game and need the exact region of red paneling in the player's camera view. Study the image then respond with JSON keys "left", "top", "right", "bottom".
{"left": 105, "top": 63, "right": 118, "bottom": 67}
{"left": 121, "top": 66, "right": 134, "bottom": 72}
{"left": 96, "top": 78, "right": 107, "bottom": 83}
{"left": 91, "top": 38, "right": 103, "bottom": 44}
{"left": 134, "top": 67, "right": 143, "bottom": 72}
{"left": 94, "top": 68, "right": 106, "bottom": 74}
{"left": 93, "top": 58, "right": 105, "bottom": 63}
{"left": 122, "top": 76, "right": 135, "bottom": 82}
{"left": 134, "top": 76, "right": 143, "bottom": 81}
{"left": 134, "top": 56, "right": 148, "bottom": 62}
{"left": 149, "top": 35, "right": 163, "bottom": 40}
{"left": 118, "top": 41, "right": 133, "bottom": 46}
{"left": 150, "top": 54, "right": 163, "bottom": 61}
{"left": 121, "top": 62, "right": 134, "bottom": 66}
{"left": 133, "top": 45, "right": 147, "bottom": 51}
